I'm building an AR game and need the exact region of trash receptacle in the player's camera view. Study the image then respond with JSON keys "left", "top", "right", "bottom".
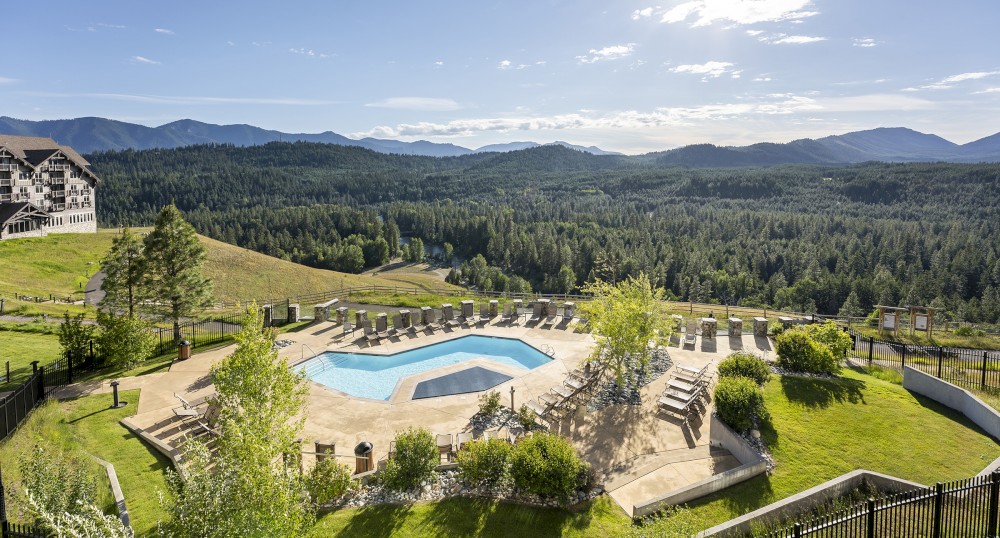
{"left": 354, "top": 441, "right": 373, "bottom": 474}
{"left": 177, "top": 340, "right": 191, "bottom": 361}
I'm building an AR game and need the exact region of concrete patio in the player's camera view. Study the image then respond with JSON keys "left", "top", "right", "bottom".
{"left": 56, "top": 317, "right": 775, "bottom": 515}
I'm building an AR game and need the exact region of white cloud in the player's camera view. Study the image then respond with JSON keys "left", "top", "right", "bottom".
{"left": 911, "top": 70, "right": 1000, "bottom": 91}
{"left": 632, "top": 7, "right": 654, "bottom": 20}
{"left": 97, "top": 23, "right": 126, "bottom": 29}
{"left": 661, "top": 0, "right": 817, "bottom": 27}
{"left": 0, "top": 77, "right": 18, "bottom": 85}
{"left": 577, "top": 43, "right": 636, "bottom": 64}
{"left": 154, "top": 28, "right": 174, "bottom": 35}
{"left": 289, "top": 48, "right": 329, "bottom": 58}
{"left": 670, "top": 61, "right": 737, "bottom": 78}
{"left": 434, "top": 61, "right": 444, "bottom": 67}
{"left": 753, "top": 76, "right": 772, "bottom": 82}
{"left": 364, "top": 97, "right": 462, "bottom": 112}
{"left": 756, "top": 33, "right": 826, "bottom": 45}
{"left": 131, "top": 56, "right": 160, "bottom": 65}
{"left": 498, "top": 60, "right": 512, "bottom": 70}
{"left": 974, "top": 87, "right": 1000, "bottom": 94}
{"left": 853, "top": 37, "right": 877, "bottom": 48}
{"left": 226, "top": 41, "right": 235, "bottom": 46}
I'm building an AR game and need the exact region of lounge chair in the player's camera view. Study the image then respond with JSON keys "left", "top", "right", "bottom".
{"left": 409, "top": 319, "right": 427, "bottom": 335}
{"left": 527, "top": 303, "right": 543, "bottom": 324}
{"left": 684, "top": 320, "right": 697, "bottom": 346}
{"left": 436, "top": 433, "right": 454, "bottom": 463}
{"left": 477, "top": 304, "right": 490, "bottom": 326}
{"left": 443, "top": 304, "right": 460, "bottom": 328}
{"left": 390, "top": 314, "right": 405, "bottom": 337}
{"left": 667, "top": 376, "right": 703, "bottom": 394}
{"left": 658, "top": 385, "right": 707, "bottom": 420}
{"left": 674, "top": 363, "right": 710, "bottom": 384}
{"left": 542, "top": 307, "right": 557, "bottom": 327}
{"left": 501, "top": 303, "right": 514, "bottom": 324}
{"left": 362, "top": 320, "right": 379, "bottom": 343}
{"left": 173, "top": 393, "right": 208, "bottom": 418}
{"left": 426, "top": 309, "right": 442, "bottom": 332}
{"left": 456, "top": 432, "right": 474, "bottom": 451}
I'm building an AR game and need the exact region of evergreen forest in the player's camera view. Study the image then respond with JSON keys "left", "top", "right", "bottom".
{"left": 89, "top": 143, "right": 1000, "bottom": 323}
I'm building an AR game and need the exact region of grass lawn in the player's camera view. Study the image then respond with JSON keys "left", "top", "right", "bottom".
{"left": 849, "top": 325, "right": 1000, "bottom": 351}
{"left": 0, "top": 324, "right": 62, "bottom": 384}
{"left": 673, "top": 367, "right": 1000, "bottom": 531}
{"left": 0, "top": 390, "right": 171, "bottom": 537}
{"left": 310, "top": 496, "right": 631, "bottom": 538}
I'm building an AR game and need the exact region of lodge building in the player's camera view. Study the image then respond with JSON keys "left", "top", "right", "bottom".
{"left": 0, "top": 135, "right": 99, "bottom": 240}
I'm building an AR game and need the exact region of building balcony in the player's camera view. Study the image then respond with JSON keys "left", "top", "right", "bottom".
{"left": 42, "top": 164, "right": 70, "bottom": 172}
{"left": 0, "top": 179, "right": 12, "bottom": 187}
{"left": 0, "top": 164, "right": 14, "bottom": 172}
{"left": 0, "top": 194, "right": 11, "bottom": 202}
{"left": 50, "top": 203, "right": 65, "bottom": 212}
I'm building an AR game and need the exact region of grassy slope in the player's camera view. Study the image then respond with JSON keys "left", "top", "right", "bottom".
{"left": 0, "top": 230, "right": 457, "bottom": 310}
{"left": 678, "top": 367, "right": 1000, "bottom": 530}
{"left": 0, "top": 390, "right": 170, "bottom": 537}
{"left": 310, "top": 496, "right": 630, "bottom": 538}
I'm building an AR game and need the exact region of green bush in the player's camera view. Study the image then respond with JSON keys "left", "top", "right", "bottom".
{"left": 955, "top": 326, "right": 986, "bottom": 337}
{"left": 805, "top": 321, "right": 852, "bottom": 361}
{"left": 510, "top": 433, "right": 588, "bottom": 501}
{"left": 516, "top": 404, "right": 536, "bottom": 430}
{"left": 713, "top": 377, "right": 766, "bottom": 433}
{"left": 478, "top": 390, "right": 503, "bottom": 416}
{"left": 96, "top": 311, "right": 156, "bottom": 369}
{"left": 775, "top": 327, "right": 840, "bottom": 374}
{"left": 457, "top": 438, "right": 513, "bottom": 491}
{"left": 306, "top": 453, "right": 356, "bottom": 505}
{"left": 768, "top": 320, "right": 786, "bottom": 336}
{"left": 717, "top": 351, "right": 771, "bottom": 385}
{"left": 382, "top": 427, "right": 438, "bottom": 492}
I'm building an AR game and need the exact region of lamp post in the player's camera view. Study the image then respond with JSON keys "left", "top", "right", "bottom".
{"left": 110, "top": 380, "right": 127, "bottom": 408}
{"left": 510, "top": 386, "right": 515, "bottom": 410}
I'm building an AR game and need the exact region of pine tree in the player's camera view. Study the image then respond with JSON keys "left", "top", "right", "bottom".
{"left": 142, "top": 205, "right": 214, "bottom": 342}
{"left": 99, "top": 227, "right": 145, "bottom": 317}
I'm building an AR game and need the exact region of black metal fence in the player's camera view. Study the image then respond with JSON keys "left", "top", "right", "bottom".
{"left": 849, "top": 330, "right": 1000, "bottom": 391}
{"left": 150, "top": 313, "right": 243, "bottom": 356}
{"left": 0, "top": 469, "right": 48, "bottom": 538}
{"left": 0, "top": 368, "right": 45, "bottom": 442}
{"left": 765, "top": 472, "right": 1000, "bottom": 538}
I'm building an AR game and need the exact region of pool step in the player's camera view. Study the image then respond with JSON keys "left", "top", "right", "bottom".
{"left": 302, "top": 355, "right": 349, "bottom": 378}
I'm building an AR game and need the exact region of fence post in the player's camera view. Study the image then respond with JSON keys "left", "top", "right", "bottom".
{"left": 989, "top": 471, "right": 1000, "bottom": 538}
{"left": 792, "top": 522, "right": 802, "bottom": 538}
{"left": 66, "top": 351, "right": 73, "bottom": 384}
{"left": 937, "top": 347, "right": 944, "bottom": 379}
{"left": 38, "top": 367, "right": 44, "bottom": 401}
{"left": 88, "top": 340, "right": 95, "bottom": 369}
{"left": 983, "top": 352, "right": 990, "bottom": 389}
{"left": 868, "top": 336, "right": 874, "bottom": 364}
{"left": 931, "top": 482, "right": 944, "bottom": 537}
{"left": 901, "top": 345, "right": 906, "bottom": 370}
{"left": 866, "top": 498, "right": 876, "bottom": 538}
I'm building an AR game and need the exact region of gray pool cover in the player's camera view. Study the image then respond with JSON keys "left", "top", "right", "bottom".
{"left": 412, "top": 366, "right": 513, "bottom": 399}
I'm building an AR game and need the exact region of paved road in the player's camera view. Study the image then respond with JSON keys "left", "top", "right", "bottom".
{"left": 84, "top": 271, "right": 106, "bottom": 306}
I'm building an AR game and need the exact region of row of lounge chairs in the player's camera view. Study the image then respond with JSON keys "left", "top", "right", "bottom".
{"left": 172, "top": 392, "right": 220, "bottom": 437}
{"left": 524, "top": 366, "right": 602, "bottom": 428}
{"left": 657, "top": 363, "right": 712, "bottom": 423}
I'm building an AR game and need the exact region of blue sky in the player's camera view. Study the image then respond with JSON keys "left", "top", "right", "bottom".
{"left": 3, "top": 0, "right": 999, "bottom": 153}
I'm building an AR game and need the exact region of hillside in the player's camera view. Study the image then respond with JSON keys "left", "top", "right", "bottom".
{"left": 0, "top": 230, "right": 456, "bottom": 305}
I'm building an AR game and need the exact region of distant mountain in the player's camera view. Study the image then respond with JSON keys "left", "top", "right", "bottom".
{"left": 0, "top": 116, "right": 618, "bottom": 158}
{"left": 649, "top": 127, "right": 1000, "bottom": 166}
{"left": 474, "top": 140, "right": 623, "bottom": 156}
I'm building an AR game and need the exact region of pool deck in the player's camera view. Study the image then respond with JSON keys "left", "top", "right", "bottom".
{"left": 54, "top": 318, "right": 775, "bottom": 516}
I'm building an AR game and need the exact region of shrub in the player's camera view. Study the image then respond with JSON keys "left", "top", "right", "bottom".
{"left": 768, "top": 320, "right": 786, "bottom": 337}
{"left": 717, "top": 351, "right": 771, "bottom": 385}
{"left": 516, "top": 404, "right": 536, "bottom": 430}
{"left": 457, "top": 438, "right": 513, "bottom": 490}
{"left": 306, "top": 453, "right": 356, "bottom": 505}
{"left": 775, "top": 327, "right": 840, "bottom": 374}
{"left": 382, "top": 427, "right": 438, "bottom": 492}
{"left": 478, "top": 390, "right": 503, "bottom": 416}
{"left": 713, "top": 377, "right": 766, "bottom": 433}
{"left": 954, "top": 326, "right": 986, "bottom": 337}
{"left": 510, "top": 433, "right": 588, "bottom": 501}
{"left": 805, "top": 321, "right": 852, "bottom": 361}
{"left": 96, "top": 311, "right": 156, "bottom": 369}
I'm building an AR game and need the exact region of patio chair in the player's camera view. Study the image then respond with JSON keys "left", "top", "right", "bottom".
{"left": 362, "top": 320, "right": 379, "bottom": 343}
{"left": 436, "top": 433, "right": 454, "bottom": 463}
{"left": 501, "top": 303, "right": 513, "bottom": 324}
{"left": 684, "top": 319, "right": 697, "bottom": 346}
{"left": 375, "top": 316, "right": 390, "bottom": 339}
{"left": 527, "top": 303, "right": 543, "bottom": 324}
{"left": 478, "top": 304, "right": 490, "bottom": 325}
{"left": 456, "top": 432, "right": 474, "bottom": 451}
{"left": 390, "top": 314, "right": 405, "bottom": 337}
{"left": 443, "top": 305, "right": 460, "bottom": 328}
{"left": 409, "top": 319, "right": 427, "bottom": 335}
{"left": 674, "top": 363, "right": 710, "bottom": 384}
{"left": 173, "top": 393, "right": 208, "bottom": 418}
{"left": 426, "top": 309, "right": 442, "bottom": 332}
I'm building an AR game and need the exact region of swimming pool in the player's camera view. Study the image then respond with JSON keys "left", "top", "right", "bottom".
{"left": 298, "top": 335, "right": 553, "bottom": 400}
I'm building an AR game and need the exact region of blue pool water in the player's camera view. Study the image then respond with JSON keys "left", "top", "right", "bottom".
{"left": 298, "top": 335, "right": 552, "bottom": 400}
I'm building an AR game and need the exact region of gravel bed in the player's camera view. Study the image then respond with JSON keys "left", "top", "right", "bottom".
{"left": 588, "top": 348, "right": 673, "bottom": 411}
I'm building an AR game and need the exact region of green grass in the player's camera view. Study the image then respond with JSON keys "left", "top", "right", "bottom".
{"left": 0, "top": 390, "right": 171, "bottom": 536}
{"left": 0, "top": 325, "right": 62, "bottom": 384}
{"left": 850, "top": 325, "right": 1000, "bottom": 351}
{"left": 310, "top": 495, "right": 630, "bottom": 538}
{"left": 674, "top": 368, "right": 1000, "bottom": 531}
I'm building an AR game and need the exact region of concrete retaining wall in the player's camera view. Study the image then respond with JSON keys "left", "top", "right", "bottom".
{"left": 633, "top": 415, "right": 767, "bottom": 518}
{"left": 902, "top": 366, "right": 1000, "bottom": 441}
{"left": 698, "top": 470, "right": 926, "bottom": 537}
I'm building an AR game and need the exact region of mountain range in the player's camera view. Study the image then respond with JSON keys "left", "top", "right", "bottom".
{"left": 2, "top": 116, "right": 1000, "bottom": 164}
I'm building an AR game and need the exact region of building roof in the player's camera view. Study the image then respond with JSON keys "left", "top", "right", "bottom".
{"left": 0, "top": 202, "right": 49, "bottom": 227}
{"left": 0, "top": 135, "right": 99, "bottom": 185}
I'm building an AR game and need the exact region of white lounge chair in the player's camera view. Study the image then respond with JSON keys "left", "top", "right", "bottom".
{"left": 684, "top": 320, "right": 697, "bottom": 346}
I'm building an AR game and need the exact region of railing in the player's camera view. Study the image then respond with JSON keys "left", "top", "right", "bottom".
{"left": 849, "top": 329, "right": 1000, "bottom": 391}
{"left": 0, "top": 368, "right": 45, "bottom": 442}
{"left": 764, "top": 472, "right": 999, "bottom": 538}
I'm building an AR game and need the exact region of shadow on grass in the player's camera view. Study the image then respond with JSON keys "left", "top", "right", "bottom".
{"left": 333, "top": 503, "right": 414, "bottom": 538}
{"left": 684, "top": 474, "right": 776, "bottom": 518}
{"left": 779, "top": 375, "right": 866, "bottom": 409}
